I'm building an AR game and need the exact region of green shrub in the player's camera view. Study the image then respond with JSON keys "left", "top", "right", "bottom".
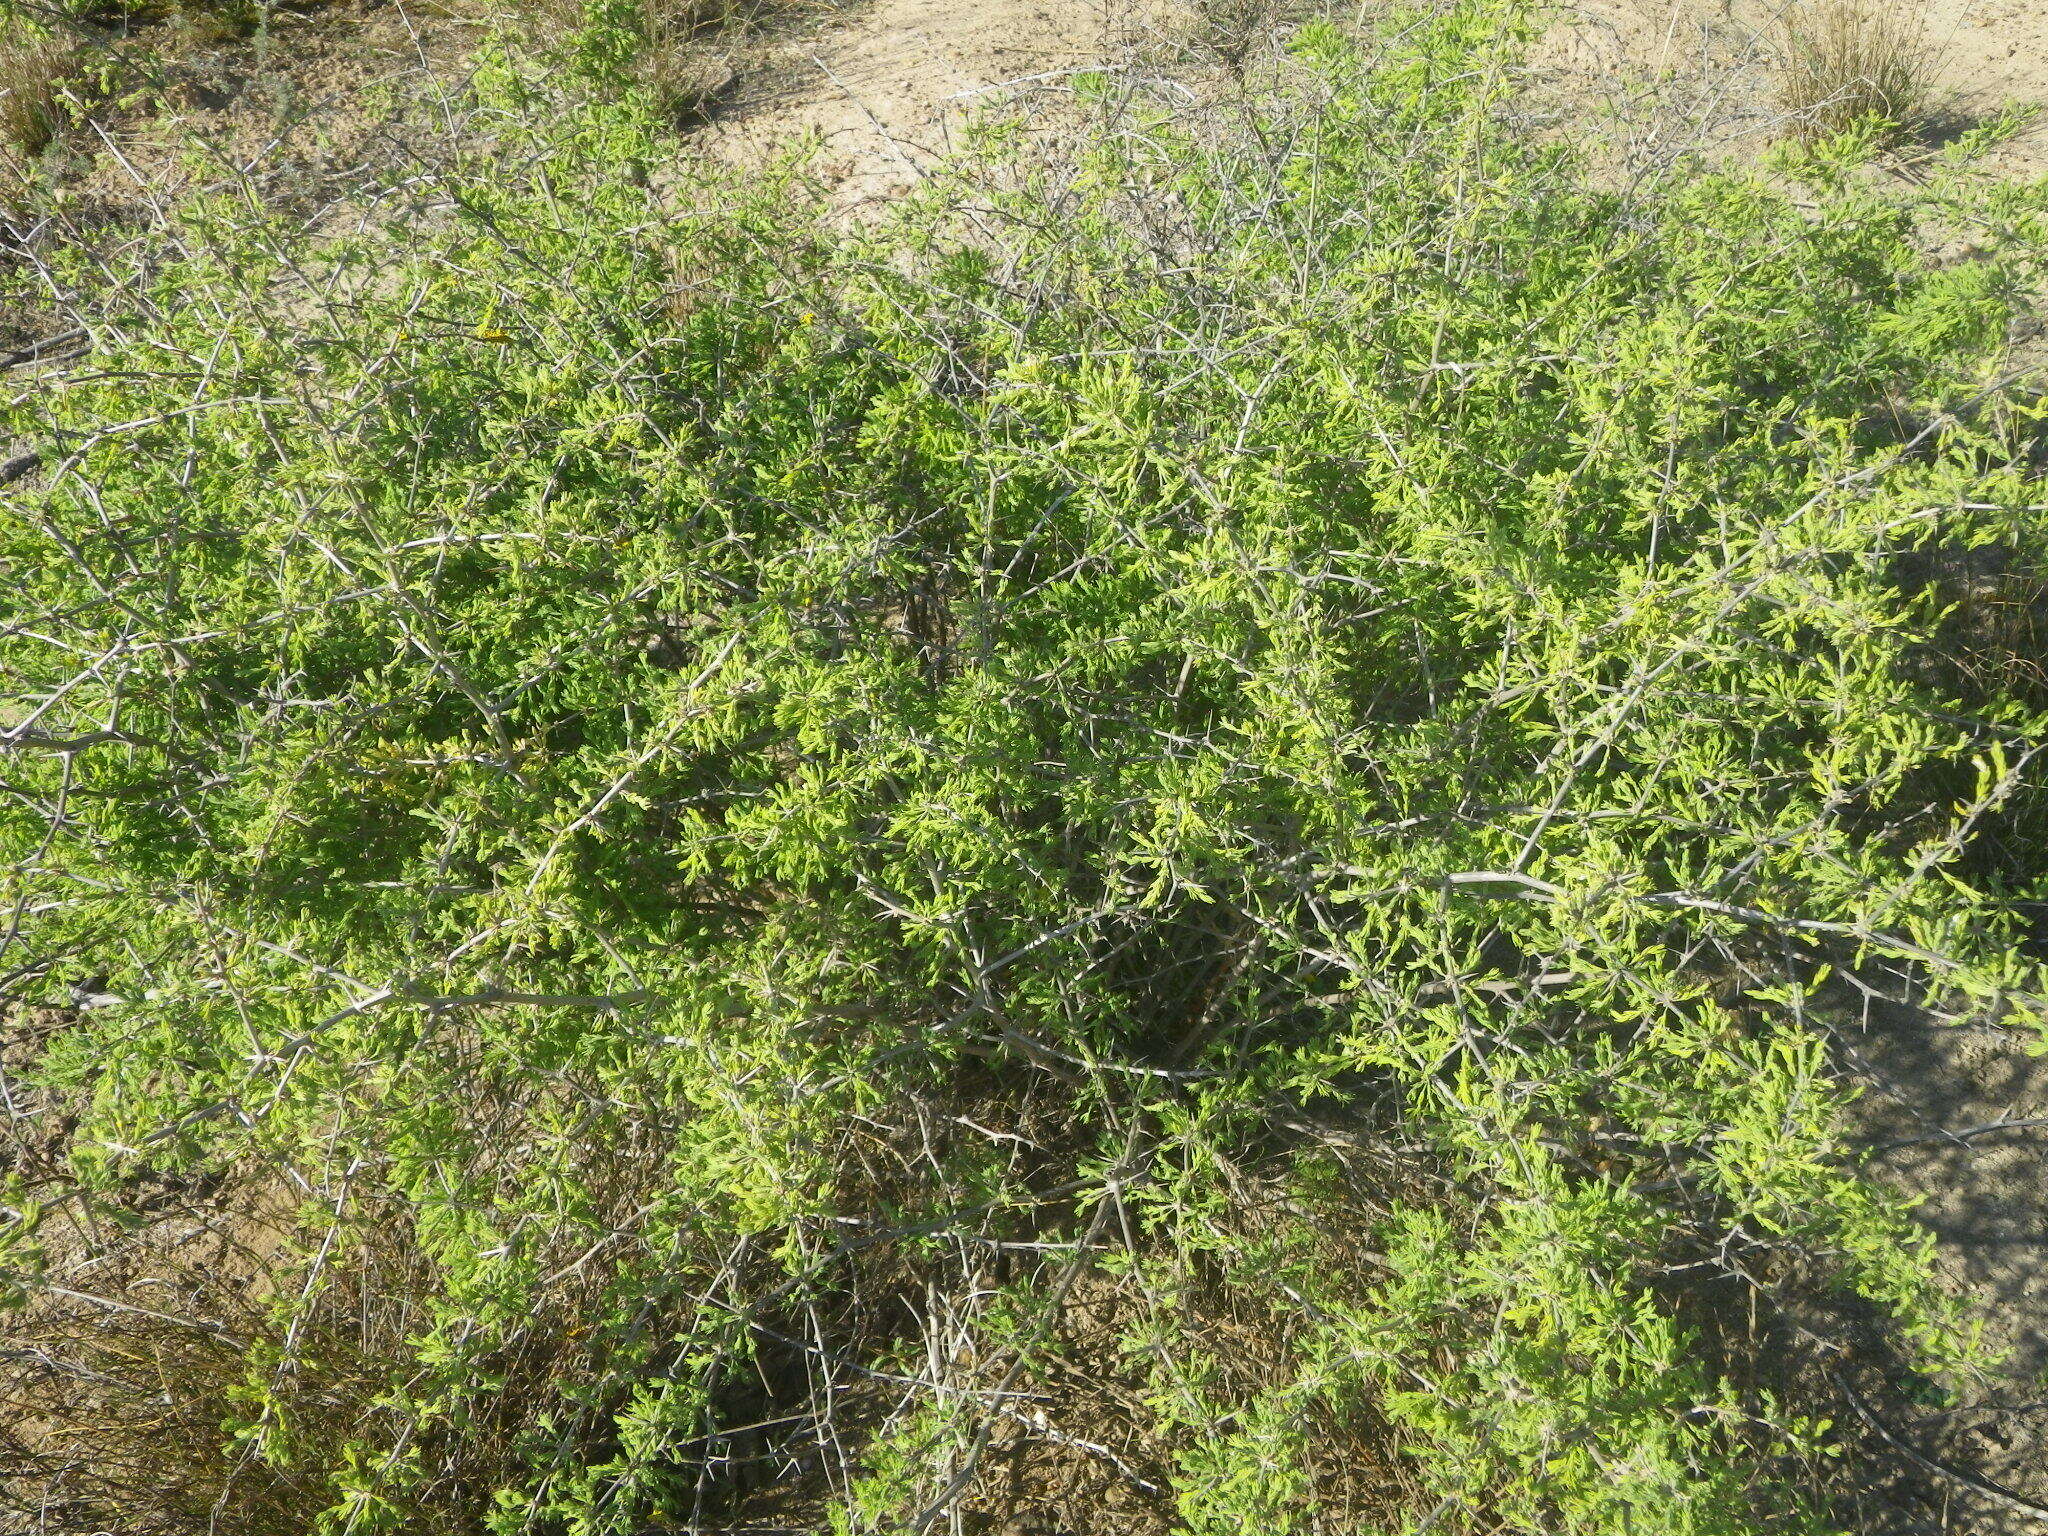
{"left": 3, "top": 3, "right": 2047, "bottom": 1532}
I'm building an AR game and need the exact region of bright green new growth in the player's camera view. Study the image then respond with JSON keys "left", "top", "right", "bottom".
{"left": 4, "top": 3, "right": 2048, "bottom": 1531}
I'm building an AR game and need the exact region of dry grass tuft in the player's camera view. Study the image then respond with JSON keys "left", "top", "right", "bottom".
{"left": 0, "top": 31, "right": 73, "bottom": 160}
{"left": 1778, "top": 0, "right": 1936, "bottom": 143}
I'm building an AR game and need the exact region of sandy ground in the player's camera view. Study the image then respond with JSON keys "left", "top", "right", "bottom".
{"left": 684, "top": 0, "right": 2048, "bottom": 233}
{"left": 693, "top": 0, "right": 1189, "bottom": 208}
{"left": 1928, "top": 0, "right": 2048, "bottom": 160}
{"left": 1536, "top": 0, "right": 2048, "bottom": 180}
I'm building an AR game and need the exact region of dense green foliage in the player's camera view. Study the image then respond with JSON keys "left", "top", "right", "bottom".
{"left": 4, "top": 4, "right": 2048, "bottom": 1531}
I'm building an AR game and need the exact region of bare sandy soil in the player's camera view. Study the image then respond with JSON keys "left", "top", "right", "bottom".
{"left": 693, "top": 0, "right": 1186, "bottom": 208}
{"left": 1924, "top": 0, "right": 2048, "bottom": 175}
{"left": 1537, "top": 0, "right": 2048, "bottom": 180}
{"left": 696, "top": 0, "right": 2048, "bottom": 209}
